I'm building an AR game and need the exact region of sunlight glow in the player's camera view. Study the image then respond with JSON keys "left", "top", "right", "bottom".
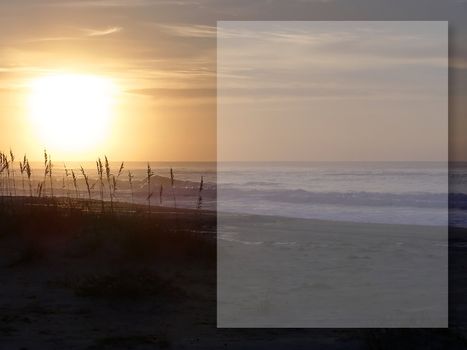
{"left": 28, "top": 74, "right": 118, "bottom": 153}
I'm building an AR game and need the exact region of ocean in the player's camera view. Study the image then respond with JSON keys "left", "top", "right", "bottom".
{"left": 218, "top": 161, "right": 452, "bottom": 227}
{"left": 20, "top": 161, "right": 467, "bottom": 227}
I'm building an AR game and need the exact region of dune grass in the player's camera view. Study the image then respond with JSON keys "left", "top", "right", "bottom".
{"left": 1, "top": 148, "right": 209, "bottom": 216}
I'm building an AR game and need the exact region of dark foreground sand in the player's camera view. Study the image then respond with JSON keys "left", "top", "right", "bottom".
{"left": 218, "top": 214, "right": 447, "bottom": 327}
{"left": 0, "top": 197, "right": 466, "bottom": 349}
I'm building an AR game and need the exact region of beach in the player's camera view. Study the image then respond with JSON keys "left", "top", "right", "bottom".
{"left": 0, "top": 199, "right": 462, "bottom": 348}
{"left": 0, "top": 198, "right": 217, "bottom": 349}
{"left": 218, "top": 213, "right": 447, "bottom": 327}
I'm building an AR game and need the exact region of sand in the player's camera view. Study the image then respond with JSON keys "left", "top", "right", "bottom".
{"left": 218, "top": 213, "right": 448, "bottom": 327}
{"left": 0, "top": 198, "right": 464, "bottom": 349}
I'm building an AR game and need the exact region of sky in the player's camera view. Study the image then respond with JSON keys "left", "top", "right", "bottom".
{"left": 0, "top": 0, "right": 466, "bottom": 161}
{"left": 218, "top": 21, "right": 448, "bottom": 161}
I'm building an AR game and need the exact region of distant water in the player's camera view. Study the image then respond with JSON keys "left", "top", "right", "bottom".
{"left": 18, "top": 161, "right": 467, "bottom": 227}
{"left": 218, "top": 162, "right": 453, "bottom": 227}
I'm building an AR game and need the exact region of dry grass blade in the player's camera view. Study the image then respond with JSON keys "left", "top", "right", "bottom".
{"left": 97, "top": 158, "right": 104, "bottom": 211}
{"left": 64, "top": 164, "right": 70, "bottom": 200}
{"left": 147, "top": 163, "right": 154, "bottom": 212}
{"left": 48, "top": 158, "right": 54, "bottom": 197}
{"left": 117, "top": 162, "right": 124, "bottom": 178}
{"left": 170, "top": 168, "right": 176, "bottom": 208}
{"left": 71, "top": 169, "right": 79, "bottom": 199}
{"left": 19, "top": 157, "right": 26, "bottom": 196}
{"left": 104, "top": 156, "right": 113, "bottom": 211}
{"left": 9, "top": 148, "right": 16, "bottom": 196}
{"left": 197, "top": 175, "right": 204, "bottom": 209}
{"left": 80, "top": 166, "right": 91, "bottom": 200}
{"left": 43, "top": 149, "right": 48, "bottom": 196}
{"left": 37, "top": 182, "right": 43, "bottom": 198}
{"left": 112, "top": 175, "right": 117, "bottom": 201}
{"left": 0, "top": 152, "right": 6, "bottom": 198}
{"left": 1, "top": 153, "right": 11, "bottom": 197}
{"left": 128, "top": 171, "right": 134, "bottom": 204}
{"left": 26, "top": 159, "right": 32, "bottom": 197}
{"left": 159, "top": 184, "right": 163, "bottom": 205}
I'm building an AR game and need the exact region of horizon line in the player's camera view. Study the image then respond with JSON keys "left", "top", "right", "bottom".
{"left": 23, "top": 159, "right": 454, "bottom": 163}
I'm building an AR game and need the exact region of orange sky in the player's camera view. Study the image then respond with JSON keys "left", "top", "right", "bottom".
{"left": 0, "top": 1, "right": 216, "bottom": 161}
{"left": 0, "top": 1, "right": 466, "bottom": 161}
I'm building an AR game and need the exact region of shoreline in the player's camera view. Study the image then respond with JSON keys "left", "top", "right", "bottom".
{"left": 218, "top": 210, "right": 450, "bottom": 231}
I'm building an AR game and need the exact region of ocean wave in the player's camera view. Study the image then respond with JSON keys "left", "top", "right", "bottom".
{"left": 241, "top": 181, "right": 281, "bottom": 186}
{"left": 323, "top": 171, "right": 447, "bottom": 177}
{"left": 219, "top": 188, "right": 451, "bottom": 208}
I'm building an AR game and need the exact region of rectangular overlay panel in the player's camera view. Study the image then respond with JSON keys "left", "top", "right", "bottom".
{"left": 217, "top": 21, "right": 448, "bottom": 327}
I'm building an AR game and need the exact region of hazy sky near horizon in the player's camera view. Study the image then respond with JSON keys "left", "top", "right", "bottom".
{"left": 218, "top": 21, "right": 448, "bottom": 161}
{"left": 0, "top": 0, "right": 466, "bottom": 161}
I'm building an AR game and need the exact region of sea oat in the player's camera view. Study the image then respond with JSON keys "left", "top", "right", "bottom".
{"left": 147, "top": 163, "right": 154, "bottom": 212}
{"left": 128, "top": 171, "right": 134, "bottom": 204}
{"left": 80, "top": 166, "right": 91, "bottom": 200}
{"left": 170, "top": 168, "right": 177, "bottom": 208}
{"left": 197, "top": 175, "right": 204, "bottom": 209}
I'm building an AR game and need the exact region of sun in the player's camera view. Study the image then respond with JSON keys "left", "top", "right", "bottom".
{"left": 28, "top": 73, "right": 118, "bottom": 153}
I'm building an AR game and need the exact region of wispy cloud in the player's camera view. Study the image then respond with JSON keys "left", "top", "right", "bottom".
{"left": 26, "top": 26, "right": 123, "bottom": 42}
{"left": 156, "top": 24, "right": 216, "bottom": 38}
{"left": 217, "top": 22, "right": 448, "bottom": 104}
{"left": 82, "top": 26, "right": 123, "bottom": 37}
{"left": 26, "top": 36, "right": 76, "bottom": 42}
{"left": 39, "top": 0, "right": 196, "bottom": 8}
{"left": 128, "top": 87, "right": 215, "bottom": 99}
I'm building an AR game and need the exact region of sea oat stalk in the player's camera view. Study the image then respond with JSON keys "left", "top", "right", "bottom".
{"left": 25, "top": 160, "right": 32, "bottom": 197}
{"left": 197, "top": 176, "right": 204, "bottom": 209}
{"left": 48, "top": 158, "right": 53, "bottom": 198}
{"left": 9, "top": 149, "right": 16, "bottom": 196}
{"left": 170, "top": 168, "right": 177, "bottom": 208}
{"left": 43, "top": 150, "right": 48, "bottom": 196}
{"left": 97, "top": 159, "right": 104, "bottom": 212}
{"left": 128, "top": 171, "right": 134, "bottom": 205}
{"left": 80, "top": 166, "right": 91, "bottom": 201}
{"left": 159, "top": 184, "right": 163, "bottom": 205}
{"left": 104, "top": 156, "right": 113, "bottom": 212}
{"left": 64, "top": 164, "right": 71, "bottom": 199}
{"left": 71, "top": 170, "right": 79, "bottom": 200}
{"left": 147, "top": 163, "right": 154, "bottom": 212}
{"left": 20, "top": 154, "right": 27, "bottom": 196}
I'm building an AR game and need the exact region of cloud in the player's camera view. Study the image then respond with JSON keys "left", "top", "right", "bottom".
{"left": 128, "top": 87, "right": 215, "bottom": 99}
{"left": 25, "top": 36, "right": 76, "bottom": 42}
{"left": 218, "top": 22, "right": 447, "bottom": 72}
{"left": 156, "top": 24, "right": 216, "bottom": 38}
{"left": 216, "top": 22, "right": 448, "bottom": 104}
{"left": 25, "top": 26, "right": 123, "bottom": 42}
{"left": 39, "top": 0, "right": 197, "bottom": 8}
{"left": 82, "top": 26, "right": 123, "bottom": 37}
